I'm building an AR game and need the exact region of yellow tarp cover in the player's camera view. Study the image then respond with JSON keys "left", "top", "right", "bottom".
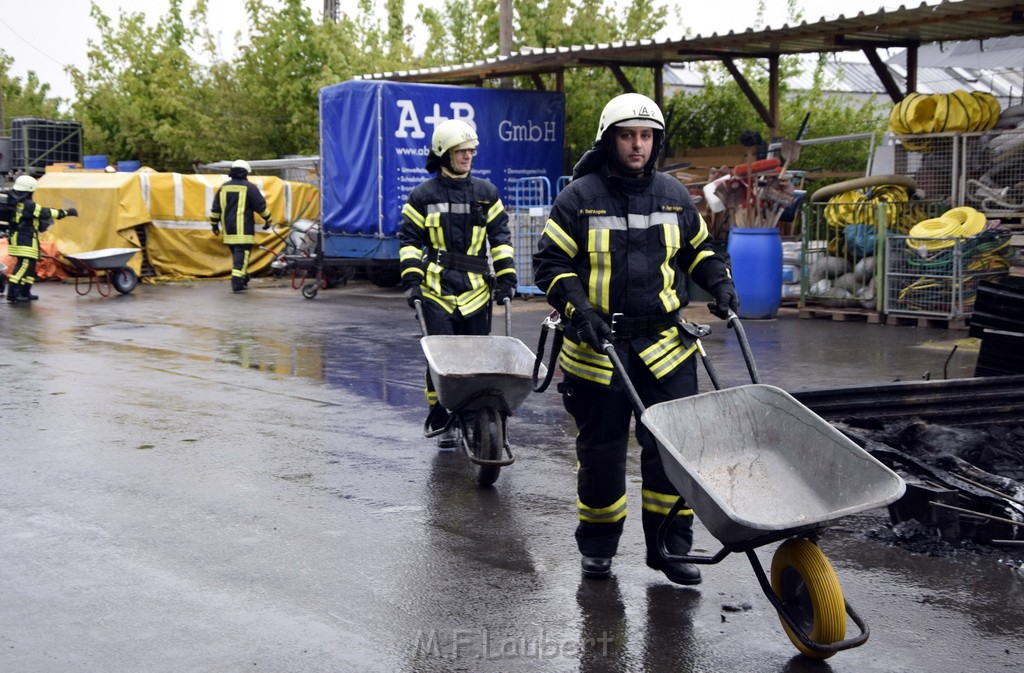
{"left": 36, "top": 171, "right": 149, "bottom": 274}
{"left": 28, "top": 171, "right": 320, "bottom": 279}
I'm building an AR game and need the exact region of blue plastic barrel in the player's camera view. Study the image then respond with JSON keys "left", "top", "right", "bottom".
{"left": 83, "top": 154, "right": 108, "bottom": 169}
{"left": 726, "top": 227, "right": 783, "bottom": 319}
{"left": 117, "top": 160, "right": 141, "bottom": 172}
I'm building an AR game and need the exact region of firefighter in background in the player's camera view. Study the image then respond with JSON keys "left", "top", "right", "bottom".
{"left": 533, "top": 94, "right": 739, "bottom": 583}
{"left": 210, "top": 160, "right": 272, "bottom": 292}
{"left": 398, "top": 119, "right": 518, "bottom": 449}
{"left": 5, "top": 175, "right": 78, "bottom": 303}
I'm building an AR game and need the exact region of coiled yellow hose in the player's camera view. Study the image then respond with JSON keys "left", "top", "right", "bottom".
{"left": 907, "top": 206, "right": 986, "bottom": 250}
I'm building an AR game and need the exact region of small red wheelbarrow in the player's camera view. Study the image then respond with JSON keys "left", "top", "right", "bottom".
{"left": 49, "top": 247, "right": 141, "bottom": 296}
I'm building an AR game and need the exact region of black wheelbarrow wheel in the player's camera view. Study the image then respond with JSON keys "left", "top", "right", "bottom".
{"left": 301, "top": 281, "right": 319, "bottom": 299}
{"left": 770, "top": 538, "right": 846, "bottom": 659}
{"left": 471, "top": 406, "right": 502, "bottom": 487}
{"left": 111, "top": 267, "right": 138, "bottom": 295}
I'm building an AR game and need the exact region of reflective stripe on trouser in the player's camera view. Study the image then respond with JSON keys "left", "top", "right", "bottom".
{"left": 8, "top": 258, "right": 37, "bottom": 286}
{"left": 562, "top": 344, "right": 698, "bottom": 558}
{"left": 230, "top": 245, "right": 251, "bottom": 278}
{"left": 419, "top": 295, "right": 491, "bottom": 425}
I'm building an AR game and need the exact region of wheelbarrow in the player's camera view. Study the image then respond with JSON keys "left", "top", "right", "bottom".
{"left": 49, "top": 247, "right": 141, "bottom": 296}
{"left": 415, "top": 299, "right": 545, "bottom": 487}
{"left": 603, "top": 312, "right": 905, "bottom": 659}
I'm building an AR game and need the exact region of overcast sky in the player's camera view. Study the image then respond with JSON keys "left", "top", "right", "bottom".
{"left": 0, "top": 0, "right": 906, "bottom": 104}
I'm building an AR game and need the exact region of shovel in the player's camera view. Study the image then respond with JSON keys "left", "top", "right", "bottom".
{"left": 779, "top": 138, "right": 801, "bottom": 176}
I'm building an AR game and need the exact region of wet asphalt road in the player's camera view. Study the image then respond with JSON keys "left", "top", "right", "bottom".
{"left": 1, "top": 277, "right": 1022, "bottom": 672}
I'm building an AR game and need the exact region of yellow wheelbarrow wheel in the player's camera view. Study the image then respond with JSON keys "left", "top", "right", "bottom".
{"left": 770, "top": 538, "right": 846, "bottom": 659}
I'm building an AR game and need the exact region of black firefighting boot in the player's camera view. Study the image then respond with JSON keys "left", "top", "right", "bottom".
{"left": 580, "top": 556, "right": 613, "bottom": 580}
{"left": 231, "top": 277, "right": 246, "bottom": 292}
{"left": 0, "top": 275, "right": 6, "bottom": 296}
{"left": 7, "top": 284, "right": 27, "bottom": 303}
{"left": 644, "top": 509, "right": 702, "bottom": 586}
{"left": 24, "top": 284, "right": 39, "bottom": 300}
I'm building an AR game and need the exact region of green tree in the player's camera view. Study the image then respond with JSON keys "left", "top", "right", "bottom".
{"left": 0, "top": 50, "right": 68, "bottom": 127}
{"left": 69, "top": 0, "right": 220, "bottom": 171}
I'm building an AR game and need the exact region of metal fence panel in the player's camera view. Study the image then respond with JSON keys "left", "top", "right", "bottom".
{"left": 962, "top": 129, "right": 1024, "bottom": 217}
{"left": 510, "top": 176, "right": 552, "bottom": 295}
{"left": 801, "top": 200, "right": 945, "bottom": 311}
{"left": 884, "top": 231, "right": 1012, "bottom": 319}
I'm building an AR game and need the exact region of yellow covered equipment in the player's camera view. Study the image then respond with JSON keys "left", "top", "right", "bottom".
{"left": 889, "top": 90, "right": 1001, "bottom": 135}
{"left": 32, "top": 170, "right": 319, "bottom": 280}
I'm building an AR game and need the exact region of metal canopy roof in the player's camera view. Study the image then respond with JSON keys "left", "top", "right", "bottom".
{"left": 359, "top": 0, "right": 1024, "bottom": 85}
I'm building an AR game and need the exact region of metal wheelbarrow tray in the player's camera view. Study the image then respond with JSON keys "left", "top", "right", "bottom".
{"left": 420, "top": 335, "right": 540, "bottom": 413}
{"left": 642, "top": 383, "right": 906, "bottom": 549}
{"left": 58, "top": 247, "right": 141, "bottom": 296}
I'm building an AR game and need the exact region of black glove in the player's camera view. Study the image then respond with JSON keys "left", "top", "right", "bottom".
{"left": 493, "top": 283, "right": 515, "bottom": 305}
{"left": 404, "top": 285, "right": 423, "bottom": 309}
{"left": 211, "top": 223, "right": 220, "bottom": 236}
{"left": 66, "top": 208, "right": 79, "bottom": 217}
{"left": 708, "top": 282, "right": 739, "bottom": 320}
{"left": 572, "top": 308, "right": 613, "bottom": 351}
{"left": 262, "top": 221, "right": 271, "bottom": 231}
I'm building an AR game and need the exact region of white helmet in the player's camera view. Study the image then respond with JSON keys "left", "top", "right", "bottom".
{"left": 13, "top": 175, "right": 37, "bottom": 192}
{"left": 231, "top": 159, "right": 252, "bottom": 173}
{"left": 431, "top": 119, "right": 479, "bottom": 157}
{"left": 595, "top": 93, "right": 665, "bottom": 141}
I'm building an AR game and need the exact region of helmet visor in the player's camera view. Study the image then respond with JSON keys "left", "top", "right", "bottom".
{"left": 614, "top": 119, "right": 662, "bottom": 129}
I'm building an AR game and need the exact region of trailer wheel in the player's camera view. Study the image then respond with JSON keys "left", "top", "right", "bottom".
{"left": 471, "top": 406, "right": 502, "bottom": 487}
{"left": 301, "top": 282, "right": 319, "bottom": 299}
{"left": 111, "top": 267, "right": 138, "bottom": 294}
{"left": 770, "top": 538, "right": 846, "bottom": 659}
{"left": 367, "top": 264, "right": 400, "bottom": 288}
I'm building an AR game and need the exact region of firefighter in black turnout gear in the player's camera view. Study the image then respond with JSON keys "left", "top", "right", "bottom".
{"left": 4, "top": 175, "right": 79, "bottom": 303}
{"left": 399, "top": 119, "right": 518, "bottom": 449}
{"left": 210, "top": 160, "right": 272, "bottom": 292}
{"left": 533, "top": 93, "right": 739, "bottom": 584}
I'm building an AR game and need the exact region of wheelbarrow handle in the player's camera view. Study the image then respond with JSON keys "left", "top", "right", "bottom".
{"left": 413, "top": 299, "right": 429, "bottom": 337}
{"left": 503, "top": 297, "right": 512, "bottom": 337}
{"left": 725, "top": 311, "right": 761, "bottom": 384}
{"left": 602, "top": 342, "right": 648, "bottom": 418}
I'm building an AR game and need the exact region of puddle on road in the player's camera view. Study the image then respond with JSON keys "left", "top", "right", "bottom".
{"left": 81, "top": 321, "right": 422, "bottom": 406}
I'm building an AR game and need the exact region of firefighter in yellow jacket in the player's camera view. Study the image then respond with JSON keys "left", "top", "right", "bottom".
{"left": 398, "top": 119, "right": 518, "bottom": 448}
{"left": 533, "top": 94, "right": 738, "bottom": 584}
{"left": 210, "top": 160, "right": 272, "bottom": 292}
{"left": 5, "top": 175, "right": 78, "bottom": 303}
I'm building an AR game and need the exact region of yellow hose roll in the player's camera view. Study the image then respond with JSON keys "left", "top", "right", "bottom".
{"left": 907, "top": 216, "right": 961, "bottom": 251}
{"left": 950, "top": 90, "right": 981, "bottom": 131}
{"left": 824, "top": 191, "right": 865, "bottom": 228}
{"left": 903, "top": 93, "right": 937, "bottom": 134}
{"left": 974, "top": 92, "right": 1002, "bottom": 132}
{"left": 943, "top": 206, "right": 986, "bottom": 237}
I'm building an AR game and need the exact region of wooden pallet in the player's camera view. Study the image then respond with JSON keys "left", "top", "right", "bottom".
{"left": 884, "top": 313, "right": 969, "bottom": 329}
{"left": 798, "top": 307, "right": 883, "bottom": 324}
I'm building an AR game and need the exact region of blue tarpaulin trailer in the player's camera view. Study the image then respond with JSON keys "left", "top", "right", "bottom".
{"left": 318, "top": 80, "right": 565, "bottom": 286}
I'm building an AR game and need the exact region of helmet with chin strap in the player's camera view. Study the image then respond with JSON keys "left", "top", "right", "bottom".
{"left": 431, "top": 119, "right": 479, "bottom": 157}
{"left": 595, "top": 93, "right": 665, "bottom": 141}
{"left": 13, "top": 175, "right": 38, "bottom": 193}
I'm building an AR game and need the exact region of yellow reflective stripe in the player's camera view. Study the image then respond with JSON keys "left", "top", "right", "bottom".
{"left": 688, "top": 249, "right": 715, "bottom": 275}
{"left": 399, "top": 246, "right": 422, "bottom": 262}
{"left": 639, "top": 327, "right": 698, "bottom": 379}
{"left": 649, "top": 343, "right": 699, "bottom": 379}
{"left": 588, "top": 228, "right": 611, "bottom": 314}
{"left": 486, "top": 199, "right": 504, "bottom": 223}
{"left": 495, "top": 267, "right": 516, "bottom": 279}
{"left": 659, "top": 222, "right": 681, "bottom": 312}
{"left": 688, "top": 214, "right": 710, "bottom": 248}
{"left": 468, "top": 225, "right": 486, "bottom": 256}
{"left": 491, "top": 244, "right": 514, "bottom": 263}
{"left": 578, "top": 494, "right": 627, "bottom": 523}
{"left": 641, "top": 489, "right": 693, "bottom": 516}
{"left": 401, "top": 267, "right": 423, "bottom": 281}
{"left": 457, "top": 285, "right": 491, "bottom": 315}
{"left": 559, "top": 341, "right": 613, "bottom": 385}
{"left": 426, "top": 389, "right": 439, "bottom": 405}
{"left": 402, "top": 202, "right": 425, "bottom": 228}
{"left": 422, "top": 289, "right": 456, "bottom": 314}
{"left": 426, "top": 212, "right": 444, "bottom": 248}
{"left": 219, "top": 185, "right": 248, "bottom": 225}
{"left": 546, "top": 273, "right": 578, "bottom": 298}
{"left": 542, "top": 219, "right": 578, "bottom": 257}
